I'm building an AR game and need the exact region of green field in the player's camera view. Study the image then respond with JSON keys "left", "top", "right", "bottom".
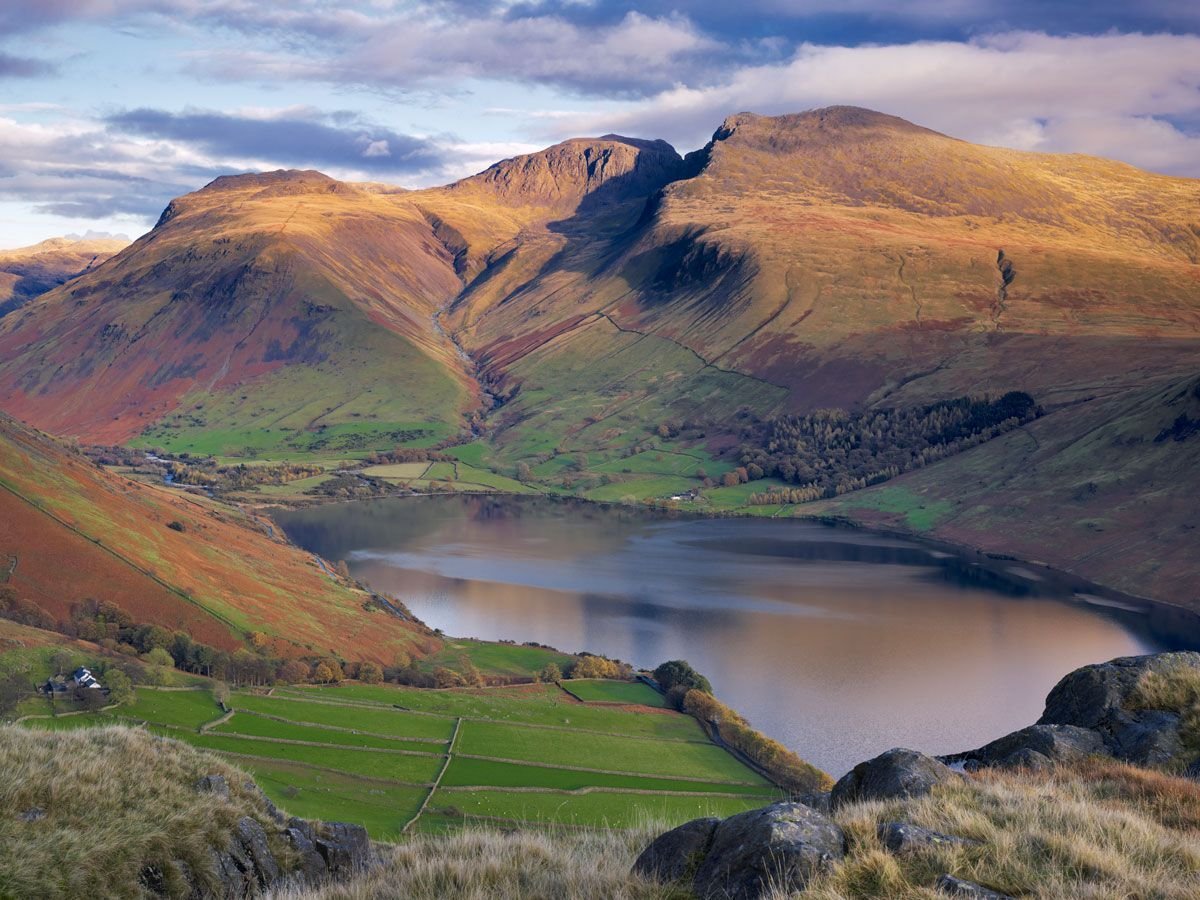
{"left": 17, "top": 677, "right": 779, "bottom": 837}
{"left": 423, "top": 788, "right": 768, "bottom": 829}
{"left": 230, "top": 693, "right": 456, "bottom": 739}
{"left": 422, "top": 640, "right": 577, "bottom": 678}
{"left": 562, "top": 679, "right": 666, "bottom": 707}
{"left": 456, "top": 720, "right": 765, "bottom": 783}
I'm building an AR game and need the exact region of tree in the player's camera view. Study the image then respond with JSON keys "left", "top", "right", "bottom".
{"left": 312, "top": 662, "right": 338, "bottom": 684}
{"left": 105, "top": 669, "right": 135, "bottom": 706}
{"left": 51, "top": 650, "right": 76, "bottom": 677}
{"left": 249, "top": 631, "right": 269, "bottom": 650}
{"left": 278, "top": 660, "right": 311, "bottom": 684}
{"left": 516, "top": 462, "right": 532, "bottom": 483}
{"left": 143, "top": 647, "right": 174, "bottom": 669}
{"left": 358, "top": 661, "right": 384, "bottom": 684}
{"left": 0, "top": 671, "right": 29, "bottom": 718}
{"left": 433, "top": 666, "right": 465, "bottom": 688}
{"left": 536, "top": 663, "right": 562, "bottom": 683}
{"left": 653, "top": 660, "right": 712, "bottom": 696}
{"left": 212, "top": 680, "right": 230, "bottom": 708}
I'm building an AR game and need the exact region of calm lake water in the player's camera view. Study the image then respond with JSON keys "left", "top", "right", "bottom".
{"left": 273, "top": 495, "right": 1169, "bottom": 775}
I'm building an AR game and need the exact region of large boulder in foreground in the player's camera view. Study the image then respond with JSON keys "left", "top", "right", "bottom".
{"left": 830, "top": 748, "right": 957, "bottom": 810}
{"left": 634, "top": 802, "right": 845, "bottom": 899}
{"left": 1037, "top": 652, "right": 1200, "bottom": 766}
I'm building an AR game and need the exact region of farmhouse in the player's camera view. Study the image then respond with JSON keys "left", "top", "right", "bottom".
{"left": 42, "top": 667, "right": 103, "bottom": 695}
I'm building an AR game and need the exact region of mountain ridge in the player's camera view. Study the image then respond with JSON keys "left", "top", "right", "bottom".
{"left": 0, "top": 106, "right": 1197, "bottom": 608}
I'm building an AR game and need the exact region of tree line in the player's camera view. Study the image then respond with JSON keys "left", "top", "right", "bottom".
{"left": 737, "top": 392, "right": 1039, "bottom": 505}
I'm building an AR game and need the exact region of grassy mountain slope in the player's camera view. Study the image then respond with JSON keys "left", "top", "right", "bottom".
{"left": 0, "top": 412, "right": 435, "bottom": 660}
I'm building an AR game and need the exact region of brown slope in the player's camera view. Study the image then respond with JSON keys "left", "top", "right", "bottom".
{"left": 0, "top": 171, "right": 476, "bottom": 445}
{"left": 0, "top": 411, "right": 437, "bottom": 662}
{"left": 0, "top": 235, "right": 127, "bottom": 318}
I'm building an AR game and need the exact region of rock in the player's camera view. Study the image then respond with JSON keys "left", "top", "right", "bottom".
{"left": 1038, "top": 652, "right": 1200, "bottom": 765}
{"left": 935, "top": 873, "right": 1014, "bottom": 898}
{"left": 632, "top": 816, "right": 719, "bottom": 883}
{"left": 235, "top": 816, "right": 280, "bottom": 887}
{"left": 796, "top": 791, "right": 832, "bottom": 815}
{"left": 1183, "top": 758, "right": 1200, "bottom": 780}
{"left": 196, "top": 774, "right": 230, "bottom": 799}
{"left": 954, "top": 724, "right": 1107, "bottom": 770}
{"left": 286, "top": 819, "right": 329, "bottom": 883}
{"left": 831, "top": 748, "right": 957, "bottom": 810}
{"left": 18, "top": 807, "right": 45, "bottom": 822}
{"left": 878, "top": 822, "right": 978, "bottom": 854}
{"left": 691, "top": 802, "right": 846, "bottom": 899}
{"left": 994, "top": 748, "right": 1053, "bottom": 772}
{"left": 315, "top": 821, "right": 373, "bottom": 876}
{"left": 1107, "top": 709, "right": 1183, "bottom": 766}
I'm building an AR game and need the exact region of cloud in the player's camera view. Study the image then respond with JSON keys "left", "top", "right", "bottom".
{"left": 191, "top": 10, "right": 724, "bottom": 98}
{"left": 104, "top": 108, "right": 446, "bottom": 175}
{"left": 0, "top": 51, "right": 55, "bottom": 78}
{"left": 548, "top": 31, "right": 1200, "bottom": 176}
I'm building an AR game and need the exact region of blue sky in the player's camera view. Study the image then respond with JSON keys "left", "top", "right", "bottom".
{"left": 1, "top": 1, "right": 1198, "bottom": 247}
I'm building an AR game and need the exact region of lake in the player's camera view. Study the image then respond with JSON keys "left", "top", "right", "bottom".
{"left": 273, "top": 494, "right": 1170, "bottom": 776}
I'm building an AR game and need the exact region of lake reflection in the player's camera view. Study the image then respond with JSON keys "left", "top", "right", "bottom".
{"left": 273, "top": 495, "right": 1166, "bottom": 775}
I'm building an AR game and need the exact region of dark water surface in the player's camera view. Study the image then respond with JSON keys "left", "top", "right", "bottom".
{"left": 273, "top": 495, "right": 1171, "bottom": 775}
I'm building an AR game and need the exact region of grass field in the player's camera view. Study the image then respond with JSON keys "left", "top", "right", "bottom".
{"left": 18, "top": 677, "right": 779, "bottom": 838}
{"left": 421, "top": 640, "right": 576, "bottom": 678}
{"left": 562, "top": 679, "right": 666, "bottom": 707}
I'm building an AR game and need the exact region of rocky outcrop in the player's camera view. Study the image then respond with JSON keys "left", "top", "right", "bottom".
{"left": 156, "top": 775, "right": 377, "bottom": 899}
{"left": 830, "top": 748, "right": 958, "bottom": 810}
{"left": 635, "top": 802, "right": 845, "bottom": 900}
{"left": 953, "top": 724, "right": 1108, "bottom": 771}
{"left": 1037, "top": 652, "right": 1200, "bottom": 766}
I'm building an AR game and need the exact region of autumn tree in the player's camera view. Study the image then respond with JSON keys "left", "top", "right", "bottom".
{"left": 358, "top": 661, "right": 384, "bottom": 684}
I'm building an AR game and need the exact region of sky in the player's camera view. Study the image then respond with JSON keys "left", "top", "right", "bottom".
{"left": 1, "top": 1, "right": 1198, "bottom": 247}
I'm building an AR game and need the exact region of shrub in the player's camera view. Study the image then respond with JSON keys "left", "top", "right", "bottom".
{"left": 652, "top": 660, "right": 712, "bottom": 696}
{"left": 536, "top": 663, "right": 563, "bottom": 684}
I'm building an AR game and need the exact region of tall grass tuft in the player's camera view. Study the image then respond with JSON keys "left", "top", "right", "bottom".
{"left": 0, "top": 725, "right": 285, "bottom": 899}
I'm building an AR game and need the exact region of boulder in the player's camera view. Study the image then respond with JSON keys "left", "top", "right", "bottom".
{"left": 1038, "top": 652, "right": 1200, "bottom": 765}
{"left": 954, "top": 724, "right": 1107, "bottom": 770}
{"left": 315, "top": 821, "right": 373, "bottom": 876}
{"left": 235, "top": 817, "right": 280, "bottom": 887}
{"left": 692, "top": 802, "right": 846, "bottom": 900}
{"left": 935, "top": 873, "right": 1014, "bottom": 898}
{"left": 831, "top": 748, "right": 957, "bottom": 810}
{"left": 632, "top": 816, "right": 719, "bottom": 883}
{"left": 286, "top": 819, "right": 330, "bottom": 883}
{"left": 878, "top": 822, "right": 978, "bottom": 854}
{"left": 796, "top": 791, "right": 832, "bottom": 815}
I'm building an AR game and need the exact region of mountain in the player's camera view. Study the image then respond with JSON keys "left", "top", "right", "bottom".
{"left": 0, "top": 107, "right": 1197, "bottom": 606}
{"left": 0, "top": 412, "right": 435, "bottom": 662}
{"left": 0, "top": 235, "right": 127, "bottom": 319}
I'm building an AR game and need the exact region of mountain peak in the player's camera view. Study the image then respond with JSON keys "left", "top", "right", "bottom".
{"left": 712, "top": 106, "right": 942, "bottom": 147}
{"left": 451, "top": 135, "right": 684, "bottom": 210}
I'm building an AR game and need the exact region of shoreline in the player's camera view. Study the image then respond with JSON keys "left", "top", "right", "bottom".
{"left": 243, "top": 486, "right": 1200, "bottom": 650}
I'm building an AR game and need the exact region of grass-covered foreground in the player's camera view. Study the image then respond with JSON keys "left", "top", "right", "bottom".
{"left": 20, "top": 679, "right": 780, "bottom": 840}
{"left": 274, "top": 760, "right": 1200, "bottom": 900}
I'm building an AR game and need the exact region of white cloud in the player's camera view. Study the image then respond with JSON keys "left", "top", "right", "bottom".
{"left": 548, "top": 31, "right": 1200, "bottom": 176}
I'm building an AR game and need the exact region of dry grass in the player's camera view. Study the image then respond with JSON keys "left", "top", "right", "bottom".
{"left": 284, "top": 760, "right": 1200, "bottom": 900}
{"left": 272, "top": 826, "right": 687, "bottom": 900}
{"left": 0, "top": 725, "right": 285, "bottom": 900}
{"left": 1130, "top": 658, "right": 1200, "bottom": 761}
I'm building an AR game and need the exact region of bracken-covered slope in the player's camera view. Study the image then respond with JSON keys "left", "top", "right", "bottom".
{"left": 0, "top": 235, "right": 127, "bottom": 319}
{"left": 0, "top": 412, "right": 436, "bottom": 661}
